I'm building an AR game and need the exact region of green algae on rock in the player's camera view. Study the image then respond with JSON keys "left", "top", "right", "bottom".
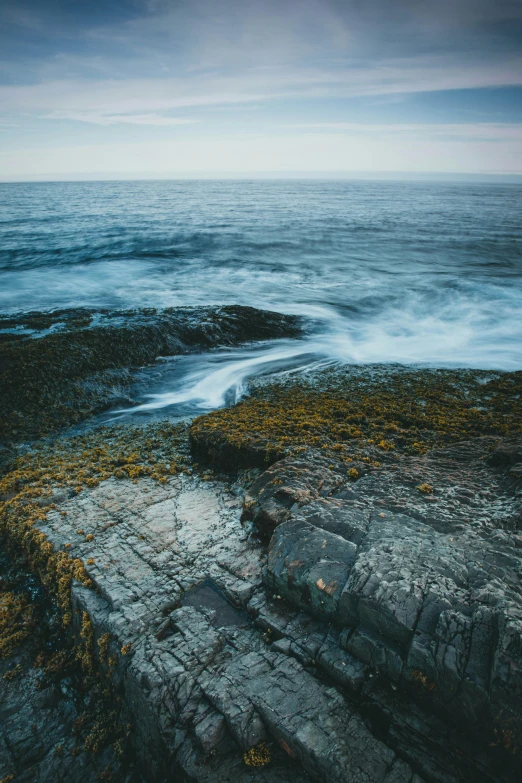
{"left": 189, "top": 365, "right": 522, "bottom": 470}
{"left": 0, "top": 305, "right": 301, "bottom": 442}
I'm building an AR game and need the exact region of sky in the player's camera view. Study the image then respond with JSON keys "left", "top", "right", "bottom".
{"left": 0, "top": 0, "right": 521, "bottom": 180}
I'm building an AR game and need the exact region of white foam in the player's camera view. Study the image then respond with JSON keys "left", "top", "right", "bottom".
{"left": 119, "top": 293, "right": 520, "bottom": 416}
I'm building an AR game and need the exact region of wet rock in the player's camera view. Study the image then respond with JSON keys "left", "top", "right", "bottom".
{"left": 251, "top": 439, "right": 522, "bottom": 779}
{"left": 487, "top": 443, "right": 522, "bottom": 467}
{"left": 21, "top": 468, "right": 420, "bottom": 783}
{"left": 5, "top": 433, "right": 522, "bottom": 782}
{"left": 199, "top": 642, "right": 411, "bottom": 783}
{"left": 241, "top": 450, "right": 347, "bottom": 537}
{"left": 0, "top": 585, "right": 137, "bottom": 783}
{"left": 189, "top": 431, "right": 285, "bottom": 473}
{"left": 266, "top": 518, "right": 357, "bottom": 618}
{"left": 0, "top": 305, "right": 301, "bottom": 442}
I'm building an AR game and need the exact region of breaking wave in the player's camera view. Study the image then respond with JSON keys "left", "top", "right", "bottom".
{"left": 1, "top": 179, "right": 521, "bottom": 415}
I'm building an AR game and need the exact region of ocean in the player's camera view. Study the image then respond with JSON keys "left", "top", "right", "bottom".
{"left": 1, "top": 179, "right": 521, "bottom": 414}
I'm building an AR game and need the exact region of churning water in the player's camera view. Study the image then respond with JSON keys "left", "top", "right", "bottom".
{"left": 1, "top": 179, "right": 521, "bottom": 414}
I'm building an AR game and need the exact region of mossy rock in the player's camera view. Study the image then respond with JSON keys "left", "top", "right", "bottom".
{"left": 190, "top": 366, "right": 522, "bottom": 469}
{"left": 0, "top": 305, "right": 301, "bottom": 443}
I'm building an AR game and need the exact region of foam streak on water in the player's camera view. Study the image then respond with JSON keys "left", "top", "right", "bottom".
{"left": 1, "top": 179, "right": 521, "bottom": 414}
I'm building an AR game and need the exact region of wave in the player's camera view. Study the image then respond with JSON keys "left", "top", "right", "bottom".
{"left": 114, "top": 286, "right": 521, "bottom": 419}
{"left": 1, "top": 180, "right": 521, "bottom": 400}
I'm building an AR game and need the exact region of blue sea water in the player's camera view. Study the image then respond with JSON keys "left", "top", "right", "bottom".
{"left": 1, "top": 179, "right": 521, "bottom": 413}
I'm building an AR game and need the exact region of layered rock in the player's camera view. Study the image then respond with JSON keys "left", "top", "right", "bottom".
{"left": 2, "top": 331, "right": 521, "bottom": 783}
{"left": 245, "top": 439, "right": 522, "bottom": 780}
{"left": 10, "top": 466, "right": 420, "bottom": 783}
{"left": 5, "top": 433, "right": 519, "bottom": 782}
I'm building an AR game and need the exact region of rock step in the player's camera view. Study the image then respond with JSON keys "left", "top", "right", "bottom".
{"left": 245, "top": 444, "right": 522, "bottom": 781}
{"left": 37, "top": 473, "right": 419, "bottom": 783}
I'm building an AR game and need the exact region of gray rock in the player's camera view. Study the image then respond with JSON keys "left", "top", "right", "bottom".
{"left": 11, "top": 436, "right": 522, "bottom": 782}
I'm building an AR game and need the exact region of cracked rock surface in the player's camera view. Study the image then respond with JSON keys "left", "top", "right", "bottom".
{"left": 11, "top": 435, "right": 521, "bottom": 782}
{"left": 245, "top": 439, "right": 522, "bottom": 781}
{"left": 0, "top": 650, "right": 130, "bottom": 783}
{"left": 34, "top": 469, "right": 417, "bottom": 782}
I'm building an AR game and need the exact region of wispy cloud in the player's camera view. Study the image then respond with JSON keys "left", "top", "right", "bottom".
{"left": 45, "top": 111, "right": 197, "bottom": 126}
{"left": 1, "top": 0, "right": 522, "bottom": 175}
{"left": 291, "top": 122, "right": 522, "bottom": 141}
{"left": 1, "top": 54, "right": 521, "bottom": 125}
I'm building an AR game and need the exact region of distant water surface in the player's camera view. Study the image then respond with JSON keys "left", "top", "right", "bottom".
{"left": 1, "top": 179, "right": 521, "bottom": 414}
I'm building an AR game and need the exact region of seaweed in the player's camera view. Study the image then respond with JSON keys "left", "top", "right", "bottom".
{"left": 0, "top": 305, "right": 301, "bottom": 442}
{"left": 0, "top": 422, "right": 186, "bottom": 622}
{"left": 190, "top": 366, "right": 522, "bottom": 469}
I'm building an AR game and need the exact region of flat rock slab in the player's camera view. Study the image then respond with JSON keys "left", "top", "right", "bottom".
{"left": 38, "top": 473, "right": 418, "bottom": 783}
{"left": 42, "top": 475, "right": 261, "bottom": 637}
{"left": 32, "top": 437, "right": 522, "bottom": 782}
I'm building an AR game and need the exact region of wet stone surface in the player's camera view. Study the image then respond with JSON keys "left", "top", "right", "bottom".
{"left": 26, "top": 470, "right": 417, "bottom": 783}
{"left": 181, "top": 580, "right": 250, "bottom": 629}
{"left": 3, "top": 435, "right": 521, "bottom": 782}
{"left": 0, "top": 549, "right": 139, "bottom": 783}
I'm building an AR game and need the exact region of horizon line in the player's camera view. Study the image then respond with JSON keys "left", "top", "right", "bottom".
{"left": 1, "top": 170, "right": 522, "bottom": 184}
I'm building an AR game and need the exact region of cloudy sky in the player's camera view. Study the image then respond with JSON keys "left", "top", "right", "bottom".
{"left": 1, "top": 0, "right": 521, "bottom": 179}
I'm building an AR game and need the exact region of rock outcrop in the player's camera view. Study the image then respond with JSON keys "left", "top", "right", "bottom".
{"left": 6, "top": 466, "right": 417, "bottom": 783}
{"left": 3, "top": 434, "right": 519, "bottom": 781}
{"left": 0, "top": 305, "right": 301, "bottom": 442}
{"left": 245, "top": 439, "right": 522, "bottom": 781}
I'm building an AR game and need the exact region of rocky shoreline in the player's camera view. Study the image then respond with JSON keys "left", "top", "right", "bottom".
{"left": 1, "top": 307, "right": 521, "bottom": 783}
{"left": 0, "top": 305, "right": 301, "bottom": 445}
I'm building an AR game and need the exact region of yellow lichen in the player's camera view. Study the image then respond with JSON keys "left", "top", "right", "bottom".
{"left": 97, "top": 632, "right": 111, "bottom": 663}
{"left": 0, "top": 591, "right": 33, "bottom": 659}
{"left": 243, "top": 742, "right": 272, "bottom": 767}
{"left": 3, "top": 664, "right": 23, "bottom": 681}
{"left": 411, "top": 669, "right": 436, "bottom": 691}
{"left": 418, "top": 483, "right": 434, "bottom": 494}
{"left": 76, "top": 612, "right": 95, "bottom": 674}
